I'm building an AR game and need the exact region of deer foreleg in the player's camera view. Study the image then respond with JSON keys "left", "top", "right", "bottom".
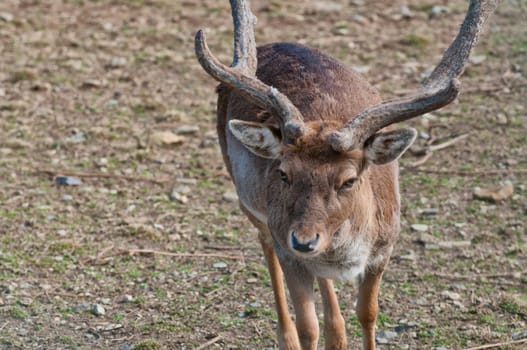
{"left": 356, "top": 270, "right": 383, "bottom": 350}
{"left": 281, "top": 260, "right": 318, "bottom": 350}
{"left": 258, "top": 232, "right": 301, "bottom": 350}
{"left": 317, "top": 278, "right": 347, "bottom": 350}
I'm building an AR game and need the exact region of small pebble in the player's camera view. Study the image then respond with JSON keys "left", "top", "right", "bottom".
{"left": 376, "top": 330, "right": 398, "bottom": 343}
{"left": 400, "top": 5, "right": 413, "bottom": 18}
{"left": 92, "top": 303, "right": 106, "bottom": 316}
{"left": 418, "top": 208, "right": 438, "bottom": 217}
{"left": 213, "top": 262, "right": 228, "bottom": 269}
{"left": 512, "top": 330, "right": 527, "bottom": 340}
{"left": 441, "top": 290, "right": 461, "bottom": 301}
{"left": 169, "top": 189, "right": 188, "bottom": 204}
{"left": 0, "top": 12, "right": 14, "bottom": 22}
{"left": 430, "top": 5, "right": 449, "bottom": 18}
{"left": 17, "top": 297, "right": 33, "bottom": 307}
{"left": 55, "top": 176, "right": 82, "bottom": 186}
{"left": 175, "top": 125, "right": 200, "bottom": 135}
{"left": 410, "top": 224, "right": 428, "bottom": 232}
{"left": 72, "top": 304, "right": 91, "bottom": 313}
{"left": 222, "top": 191, "right": 238, "bottom": 203}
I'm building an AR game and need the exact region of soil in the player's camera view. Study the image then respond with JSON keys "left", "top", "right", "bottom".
{"left": 0, "top": 0, "right": 526, "bottom": 349}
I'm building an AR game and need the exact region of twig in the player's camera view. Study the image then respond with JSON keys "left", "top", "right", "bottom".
{"left": 463, "top": 338, "right": 527, "bottom": 350}
{"left": 83, "top": 244, "right": 116, "bottom": 264}
{"left": 429, "top": 132, "right": 471, "bottom": 152}
{"left": 408, "top": 152, "right": 433, "bottom": 168}
{"left": 96, "top": 248, "right": 247, "bottom": 262}
{"left": 196, "top": 335, "right": 222, "bottom": 350}
{"left": 407, "top": 168, "right": 527, "bottom": 176}
{"left": 407, "top": 133, "right": 471, "bottom": 168}
{"left": 34, "top": 168, "right": 170, "bottom": 185}
{"left": 431, "top": 272, "right": 524, "bottom": 281}
{"left": 0, "top": 322, "right": 8, "bottom": 332}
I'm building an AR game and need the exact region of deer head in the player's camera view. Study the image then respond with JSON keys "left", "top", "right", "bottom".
{"left": 195, "top": 0, "right": 498, "bottom": 258}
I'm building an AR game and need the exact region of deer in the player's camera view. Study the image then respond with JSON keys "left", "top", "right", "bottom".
{"left": 194, "top": 1, "right": 497, "bottom": 349}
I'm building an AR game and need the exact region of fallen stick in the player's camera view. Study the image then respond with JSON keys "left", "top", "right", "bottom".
{"left": 83, "top": 244, "right": 116, "bottom": 264}
{"left": 34, "top": 168, "right": 170, "bottom": 185}
{"left": 97, "top": 248, "right": 247, "bottom": 262}
{"left": 431, "top": 272, "right": 524, "bottom": 280}
{"left": 429, "top": 132, "right": 471, "bottom": 152}
{"left": 195, "top": 335, "right": 222, "bottom": 350}
{"left": 406, "top": 168, "right": 527, "bottom": 176}
{"left": 463, "top": 337, "right": 527, "bottom": 350}
{"left": 408, "top": 152, "right": 433, "bottom": 168}
{"left": 407, "top": 133, "right": 471, "bottom": 168}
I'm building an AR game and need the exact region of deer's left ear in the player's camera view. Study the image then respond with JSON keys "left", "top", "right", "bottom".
{"left": 364, "top": 128, "right": 417, "bottom": 165}
{"left": 229, "top": 119, "right": 282, "bottom": 159}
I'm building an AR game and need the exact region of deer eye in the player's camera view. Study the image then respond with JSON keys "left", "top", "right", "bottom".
{"left": 278, "top": 169, "right": 290, "bottom": 184}
{"left": 339, "top": 178, "right": 356, "bottom": 191}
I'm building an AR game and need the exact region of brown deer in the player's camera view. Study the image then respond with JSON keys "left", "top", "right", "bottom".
{"left": 195, "top": 1, "right": 497, "bottom": 349}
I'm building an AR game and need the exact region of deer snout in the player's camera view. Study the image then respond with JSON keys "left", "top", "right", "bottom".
{"left": 289, "top": 231, "right": 321, "bottom": 254}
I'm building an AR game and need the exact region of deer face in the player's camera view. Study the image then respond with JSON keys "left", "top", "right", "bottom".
{"left": 229, "top": 119, "right": 416, "bottom": 257}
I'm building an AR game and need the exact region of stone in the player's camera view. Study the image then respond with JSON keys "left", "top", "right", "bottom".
{"left": 430, "top": 5, "right": 449, "bottom": 18}
{"left": 55, "top": 176, "right": 82, "bottom": 186}
{"left": 67, "top": 132, "right": 86, "bottom": 143}
{"left": 307, "top": 1, "right": 343, "bottom": 13}
{"left": 150, "top": 131, "right": 184, "bottom": 146}
{"left": 512, "top": 330, "right": 527, "bottom": 340}
{"left": 410, "top": 224, "right": 429, "bottom": 232}
{"left": 0, "top": 12, "right": 14, "bottom": 22}
{"left": 437, "top": 240, "right": 471, "bottom": 249}
{"left": 418, "top": 208, "right": 438, "bottom": 217}
{"left": 496, "top": 113, "right": 508, "bottom": 125}
{"left": 399, "top": 251, "right": 416, "bottom": 261}
{"left": 376, "top": 330, "right": 398, "bottom": 343}
{"left": 213, "top": 262, "right": 228, "bottom": 269}
{"left": 92, "top": 303, "right": 106, "bottom": 316}
{"left": 400, "top": 5, "right": 413, "bottom": 18}
{"left": 17, "top": 297, "right": 33, "bottom": 307}
{"left": 175, "top": 125, "right": 200, "bottom": 135}
{"left": 169, "top": 189, "right": 188, "bottom": 204}
{"left": 109, "top": 57, "right": 127, "bottom": 68}
{"left": 441, "top": 290, "right": 461, "bottom": 301}
{"left": 72, "top": 304, "right": 91, "bottom": 313}
{"left": 222, "top": 191, "right": 238, "bottom": 203}
{"left": 469, "top": 55, "right": 487, "bottom": 65}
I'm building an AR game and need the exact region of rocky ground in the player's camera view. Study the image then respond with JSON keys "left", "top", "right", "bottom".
{"left": 0, "top": 0, "right": 526, "bottom": 349}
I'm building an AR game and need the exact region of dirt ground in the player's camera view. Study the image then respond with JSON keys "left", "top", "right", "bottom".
{"left": 0, "top": 0, "right": 526, "bottom": 349}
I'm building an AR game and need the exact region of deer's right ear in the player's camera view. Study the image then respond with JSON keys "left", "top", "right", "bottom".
{"left": 228, "top": 120, "right": 282, "bottom": 159}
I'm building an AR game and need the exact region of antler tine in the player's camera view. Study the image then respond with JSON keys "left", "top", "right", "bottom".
{"left": 230, "top": 0, "right": 257, "bottom": 74}
{"left": 329, "top": 0, "right": 499, "bottom": 153}
{"left": 195, "top": 0, "right": 306, "bottom": 143}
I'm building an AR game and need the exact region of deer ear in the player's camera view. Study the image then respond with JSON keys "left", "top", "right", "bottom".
{"left": 364, "top": 128, "right": 417, "bottom": 165}
{"left": 229, "top": 120, "right": 282, "bottom": 159}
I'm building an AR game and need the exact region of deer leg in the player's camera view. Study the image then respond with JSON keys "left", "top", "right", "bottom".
{"left": 240, "top": 206, "right": 300, "bottom": 349}
{"left": 281, "top": 260, "right": 318, "bottom": 350}
{"left": 356, "top": 270, "right": 384, "bottom": 350}
{"left": 317, "top": 278, "right": 347, "bottom": 350}
{"left": 258, "top": 232, "right": 301, "bottom": 350}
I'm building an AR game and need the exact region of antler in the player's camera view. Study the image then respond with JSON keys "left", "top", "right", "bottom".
{"left": 195, "top": 0, "right": 306, "bottom": 143}
{"left": 329, "top": 0, "right": 499, "bottom": 153}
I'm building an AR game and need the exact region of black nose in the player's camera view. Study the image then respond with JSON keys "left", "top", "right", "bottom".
{"left": 290, "top": 232, "right": 320, "bottom": 253}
